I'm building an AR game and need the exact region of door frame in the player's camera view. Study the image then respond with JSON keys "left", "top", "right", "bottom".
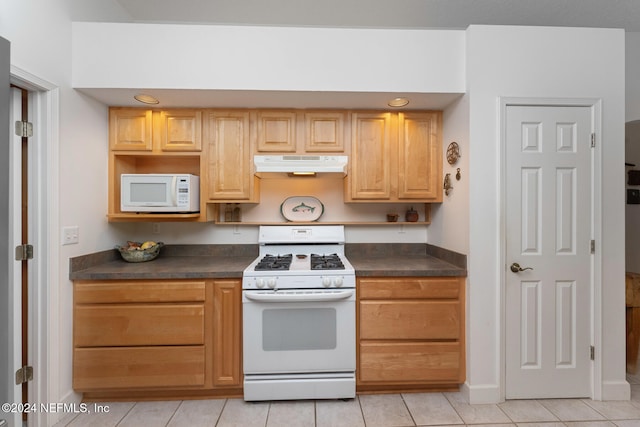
{"left": 498, "top": 97, "right": 602, "bottom": 401}
{"left": 9, "top": 65, "right": 59, "bottom": 427}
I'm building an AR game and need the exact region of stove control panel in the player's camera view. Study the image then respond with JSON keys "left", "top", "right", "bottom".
{"left": 243, "top": 274, "right": 355, "bottom": 290}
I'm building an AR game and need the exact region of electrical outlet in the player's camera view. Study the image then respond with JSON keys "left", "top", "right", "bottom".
{"left": 62, "top": 226, "right": 79, "bottom": 245}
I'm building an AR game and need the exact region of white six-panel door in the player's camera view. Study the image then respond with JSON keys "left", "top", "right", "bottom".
{"left": 505, "top": 104, "right": 592, "bottom": 399}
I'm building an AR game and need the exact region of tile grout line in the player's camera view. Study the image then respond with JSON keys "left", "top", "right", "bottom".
{"left": 214, "top": 399, "right": 229, "bottom": 427}
{"left": 443, "top": 392, "right": 473, "bottom": 426}
{"left": 399, "top": 393, "right": 418, "bottom": 426}
{"left": 114, "top": 401, "right": 137, "bottom": 427}
{"left": 163, "top": 399, "right": 183, "bottom": 427}
{"left": 356, "top": 395, "right": 367, "bottom": 427}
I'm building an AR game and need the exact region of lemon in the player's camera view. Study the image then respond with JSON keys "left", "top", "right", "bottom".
{"left": 140, "top": 241, "right": 156, "bottom": 250}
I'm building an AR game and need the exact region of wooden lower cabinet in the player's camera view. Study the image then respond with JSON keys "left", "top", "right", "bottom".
{"left": 357, "top": 277, "right": 465, "bottom": 392}
{"left": 72, "top": 279, "right": 242, "bottom": 398}
{"left": 73, "top": 346, "right": 206, "bottom": 390}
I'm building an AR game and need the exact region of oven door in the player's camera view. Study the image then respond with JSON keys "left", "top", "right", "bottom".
{"left": 242, "top": 289, "right": 355, "bottom": 374}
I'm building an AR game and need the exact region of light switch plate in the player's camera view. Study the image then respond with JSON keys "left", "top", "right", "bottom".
{"left": 62, "top": 226, "right": 79, "bottom": 245}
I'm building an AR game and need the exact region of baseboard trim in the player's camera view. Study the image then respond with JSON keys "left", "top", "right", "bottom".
{"left": 600, "top": 380, "right": 631, "bottom": 401}
{"left": 461, "top": 382, "right": 502, "bottom": 404}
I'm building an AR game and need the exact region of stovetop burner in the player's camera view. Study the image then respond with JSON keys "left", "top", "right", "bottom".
{"left": 310, "top": 253, "right": 345, "bottom": 270}
{"left": 254, "top": 254, "right": 293, "bottom": 271}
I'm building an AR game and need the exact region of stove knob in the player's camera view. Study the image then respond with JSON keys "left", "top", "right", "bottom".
{"left": 322, "top": 277, "right": 332, "bottom": 288}
{"left": 267, "top": 278, "right": 277, "bottom": 289}
{"left": 334, "top": 277, "right": 344, "bottom": 287}
{"left": 256, "top": 278, "right": 265, "bottom": 289}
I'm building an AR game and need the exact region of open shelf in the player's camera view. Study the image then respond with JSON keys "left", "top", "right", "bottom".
{"left": 107, "top": 213, "right": 202, "bottom": 222}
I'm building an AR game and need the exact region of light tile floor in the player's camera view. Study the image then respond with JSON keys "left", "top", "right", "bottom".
{"left": 52, "top": 380, "right": 640, "bottom": 427}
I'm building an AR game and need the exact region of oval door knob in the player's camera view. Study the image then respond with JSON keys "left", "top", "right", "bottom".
{"left": 510, "top": 262, "right": 533, "bottom": 273}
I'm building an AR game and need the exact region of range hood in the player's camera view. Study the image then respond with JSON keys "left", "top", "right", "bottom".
{"left": 254, "top": 155, "right": 348, "bottom": 175}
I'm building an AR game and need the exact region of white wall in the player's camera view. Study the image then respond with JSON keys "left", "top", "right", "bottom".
{"left": 72, "top": 22, "right": 465, "bottom": 94}
{"left": 466, "top": 25, "right": 626, "bottom": 402}
{"left": 429, "top": 94, "right": 470, "bottom": 255}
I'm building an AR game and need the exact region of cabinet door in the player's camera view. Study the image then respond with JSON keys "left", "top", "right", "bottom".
{"left": 348, "top": 112, "right": 393, "bottom": 200}
{"left": 109, "top": 108, "right": 153, "bottom": 151}
{"left": 305, "top": 112, "right": 346, "bottom": 152}
{"left": 359, "top": 342, "right": 462, "bottom": 383}
{"left": 74, "top": 346, "right": 205, "bottom": 390}
{"left": 206, "top": 111, "right": 256, "bottom": 201}
{"left": 74, "top": 304, "right": 205, "bottom": 347}
{"left": 256, "top": 111, "right": 296, "bottom": 152}
{"left": 158, "top": 109, "right": 202, "bottom": 151}
{"left": 398, "top": 112, "right": 442, "bottom": 200}
{"left": 359, "top": 300, "right": 460, "bottom": 340}
{"left": 212, "top": 279, "right": 242, "bottom": 387}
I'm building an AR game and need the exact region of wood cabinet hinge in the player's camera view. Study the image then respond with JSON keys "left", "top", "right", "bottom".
{"left": 15, "top": 120, "right": 33, "bottom": 138}
{"left": 15, "top": 244, "right": 34, "bottom": 261}
{"left": 15, "top": 365, "right": 33, "bottom": 385}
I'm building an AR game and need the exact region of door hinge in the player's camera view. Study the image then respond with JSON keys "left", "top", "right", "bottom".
{"left": 15, "top": 366, "right": 33, "bottom": 385}
{"left": 15, "top": 244, "right": 34, "bottom": 261}
{"left": 591, "top": 133, "right": 595, "bottom": 148}
{"left": 590, "top": 345, "right": 595, "bottom": 360}
{"left": 14, "top": 120, "right": 33, "bottom": 138}
{"left": 590, "top": 240, "right": 595, "bottom": 254}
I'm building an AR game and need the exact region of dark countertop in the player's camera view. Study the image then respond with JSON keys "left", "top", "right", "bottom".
{"left": 69, "top": 243, "right": 466, "bottom": 281}
{"left": 347, "top": 255, "right": 465, "bottom": 277}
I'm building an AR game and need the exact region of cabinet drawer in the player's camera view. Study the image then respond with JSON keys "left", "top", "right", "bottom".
{"left": 358, "top": 278, "right": 460, "bottom": 299}
{"left": 359, "top": 342, "right": 461, "bottom": 383}
{"left": 74, "top": 280, "right": 206, "bottom": 304}
{"left": 360, "top": 301, "right": 459, "bottom": 339}
{"left": 73, "top": 346, "right": 205, "bottom": 390}
{"left": 75, "top": 304, "right": 204, "bottom": 347}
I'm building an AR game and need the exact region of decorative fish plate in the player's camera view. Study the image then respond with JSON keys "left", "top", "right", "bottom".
{"left": 280, "top": 196, "right": 324, "bottom": 222}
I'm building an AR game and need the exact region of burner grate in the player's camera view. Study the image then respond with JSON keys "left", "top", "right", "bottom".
{"left": 254, "top": 254, "right": 293, "bottom": 271}
{"left": 310, "top": 253, "right": 345, "bottom": 270}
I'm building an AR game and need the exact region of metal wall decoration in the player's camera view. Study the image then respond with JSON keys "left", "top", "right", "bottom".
{"left": 443, "top": 173, "right": 453, "bottom": 196}
{"left": 446, "top": 142, "right": 460, "bottom": 165}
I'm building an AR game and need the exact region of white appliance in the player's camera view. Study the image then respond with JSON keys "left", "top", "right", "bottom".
{"left": 120, "top": 173, "right": 199, "bottom": 213}
{"left": 254, "top": 155, "right": 348, "bottom": 175}
{"left": 242, "top": 225, "right": 356, "bottom": 401}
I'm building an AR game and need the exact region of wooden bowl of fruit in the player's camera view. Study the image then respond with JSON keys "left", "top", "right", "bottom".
{"left": 116, "top": 241, "right": 164, "bottom": 263}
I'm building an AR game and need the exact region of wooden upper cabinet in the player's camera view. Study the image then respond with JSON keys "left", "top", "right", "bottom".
{"left": 305, "top": 112, "right": 346, "bottom": 152}
{"left": 346, "top": 111, "right": 443, "bottom": 203}
{"left": 348, "top": 112, "right": 393, "bottom": 200}
{"left": 398, "top": 112, "right": 442, "bottom": 201}
{"left": 158, "top": 109, "right": 202, "bottom": 152}
{"left": 256, "top": 111, "right": 296, "bottom": 152}
{"left": 109, "top": 108, "right": 153, "bottom": 151}
{"left": 205, "top": 111, "right": 258, "bottom": 201}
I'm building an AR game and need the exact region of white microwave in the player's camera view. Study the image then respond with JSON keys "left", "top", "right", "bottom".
{"left": 121, "top": 174, "right": 200, "bottom": 213}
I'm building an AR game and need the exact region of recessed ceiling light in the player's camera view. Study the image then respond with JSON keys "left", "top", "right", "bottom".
{"left": 134, "top": 94, "right": 159, "bottom": 105}
{"left": 388, "top": 97, "right": 410, "bottom": 107}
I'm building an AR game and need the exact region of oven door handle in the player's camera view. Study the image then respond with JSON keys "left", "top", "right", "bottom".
{"left": 244, "top": 290, "right": 354, "bottom": 303}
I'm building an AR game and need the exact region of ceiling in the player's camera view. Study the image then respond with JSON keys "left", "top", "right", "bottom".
{"left": 109, "top": 0, "right": 640, "bottom": 31}
{"left": 74, "top": 0, "right": 640, "bottom": 109}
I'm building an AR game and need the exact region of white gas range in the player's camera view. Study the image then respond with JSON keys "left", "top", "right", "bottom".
{"left": 242, "top": 225, "right": 356, "bottom": 401}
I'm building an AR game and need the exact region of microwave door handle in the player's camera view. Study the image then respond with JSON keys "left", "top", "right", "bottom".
{"left": 171, "top": 176, "right": 178, "bottom": 206}
{"left": 244, "top": 290, "right": 354, "bottom": 303}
